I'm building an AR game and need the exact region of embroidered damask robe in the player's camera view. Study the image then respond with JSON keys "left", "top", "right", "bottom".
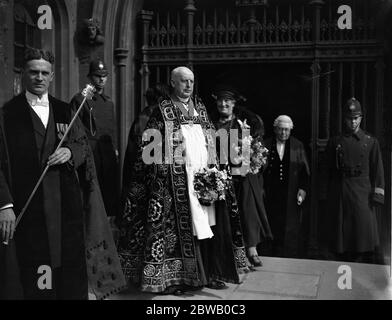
{"left": 118, "top": 96, "right": 248, "bottom": 293}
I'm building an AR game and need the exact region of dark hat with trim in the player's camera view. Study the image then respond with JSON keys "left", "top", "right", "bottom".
{"left": 343, "top": 97, "right": 362, "bottom": 117}
{"left": 88, "top": 59, "right": 108, "bottom": 77}
{"left": 212, "top": 85, "right": 246, "bottom": 102}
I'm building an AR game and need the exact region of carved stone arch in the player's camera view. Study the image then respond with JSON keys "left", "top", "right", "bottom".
{"left": 46, "top": 0, "right": 78, "bottom": 100}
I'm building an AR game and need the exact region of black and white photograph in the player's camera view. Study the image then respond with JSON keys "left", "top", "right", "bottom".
{"left": 0, "top": 0, "right": 391, "bottom": 305}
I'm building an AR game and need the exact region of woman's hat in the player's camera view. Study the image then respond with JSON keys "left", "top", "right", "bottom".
{"left": 212, "top": 85, "right": 246, "bottom": 102}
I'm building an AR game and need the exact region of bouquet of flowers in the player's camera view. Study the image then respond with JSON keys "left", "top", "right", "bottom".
{"left": 193, "top": 167, "right": 231, "bottom": 206}
{"left": 235, "top": 119, "right": 269, "bottom": 176}
{"left": 248, "top": 137, "right": 269, "bottom": 174}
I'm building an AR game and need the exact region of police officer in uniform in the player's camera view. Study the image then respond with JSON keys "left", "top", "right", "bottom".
{"left": 70, "top": 59, "right": 118, "bottom": 218}
{"left": 325, "top": 97, "right": 384, "bottom": 263}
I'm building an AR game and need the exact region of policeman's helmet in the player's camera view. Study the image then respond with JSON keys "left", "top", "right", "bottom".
{"left": 343, "top": 97, "right": 362, "bottom": 118}
{"left": 88, "top": 59, "right": 108, "bottom": 77}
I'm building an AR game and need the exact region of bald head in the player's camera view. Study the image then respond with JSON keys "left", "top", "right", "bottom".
{"left": 170, "top": 66, "right": 194, "bottom": 99}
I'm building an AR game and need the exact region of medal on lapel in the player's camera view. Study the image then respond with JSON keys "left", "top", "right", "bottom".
{"left": 56, "top": 123, "right": 69, "bottom": 140}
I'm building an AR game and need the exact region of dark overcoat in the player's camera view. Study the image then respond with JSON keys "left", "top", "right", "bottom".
{"left": 325, "top": 129, "right": 384, "bottom": 253}
{"left": 70, "top": 92, "right": 118, "bottom": 217}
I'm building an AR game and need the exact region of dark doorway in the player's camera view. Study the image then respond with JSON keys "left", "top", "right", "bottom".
{"left": 196, "top": 63, "right": 311, "bottom": 145}
{"left": 196, "top": 62, "right": 313, "bottom": 259}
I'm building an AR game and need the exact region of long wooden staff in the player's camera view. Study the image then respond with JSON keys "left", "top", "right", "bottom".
{"left": 2, "top": 84, "right": 95, "bottom": 245}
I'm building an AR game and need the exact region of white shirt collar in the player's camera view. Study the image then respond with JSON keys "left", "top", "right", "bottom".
{"left": 176, "top": 96, "right": 190, "bottom": 104}
{"left": 25, "top": 91, "right": 49, "bottom": 106}
{"left": 276, "top": 140, "right": 285, "bottom": 161}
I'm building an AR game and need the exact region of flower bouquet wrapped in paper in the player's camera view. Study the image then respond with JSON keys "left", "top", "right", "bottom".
{"left": 193, "top": 167, "right": 231, "bottom": 206}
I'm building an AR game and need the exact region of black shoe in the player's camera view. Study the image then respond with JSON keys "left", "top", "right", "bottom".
{"left": 248, "top": 265, "right": 257, "bottom": 272}
{"left": 173, "top": 289, "right": 185, "bottom": 296}
{"left": 248, "top": 255, "right": 263, "bottom": 267}
{"left": 206, "top": 280, "right": 228, "bottom": 290}
{"left": 161, "top": 286, "right": 186, "bottom": 296}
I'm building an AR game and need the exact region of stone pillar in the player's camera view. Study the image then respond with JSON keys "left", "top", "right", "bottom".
{"left": 139, "top": 63, "right": 150, "bottom": 110}
{"left": 320, "top": 63, "right": 331, "bottom": 140}
{"left": 374, "top": 59, "right": 385, "bottom": 138}
{"left": 184, "top": 0, "right": 196, "bottom": 68}
{"left": 309, "top": 0, "right": 324, "bottom": 42}
{"left": 140, "top": 10, "right": 153, "bottom": 48}
{"left": 248, "top": 7, "right": 257, "bottom": 44}
{"left": 308, "top": 0, "right": 324, "bottom": 256}
{"left": 309, "top": 60, "right": 321, "bottom": 255}
{"left": 0, "top": 0, "right": 14, "bottom": 106}
{"left": 114, "top": 47, "right": 130, "bottom": 189}
{"left": 139, "top": 10, "right": 153, "bottom": 109}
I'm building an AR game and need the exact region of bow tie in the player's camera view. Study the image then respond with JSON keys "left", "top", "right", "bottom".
{"left": 29, "top": 100, "right": 49, "bottom": 107}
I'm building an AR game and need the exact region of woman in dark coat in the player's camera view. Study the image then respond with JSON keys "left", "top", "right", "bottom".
{"left": 211, "top": 86, "right": 272, "bottom": 267}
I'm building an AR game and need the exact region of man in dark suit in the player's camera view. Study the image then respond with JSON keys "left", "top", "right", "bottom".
{"left": 263, "top": 115, "right": 310, "bottom": 258}
{"left": 0, "top": 48, "right": 89, "bottom": 299}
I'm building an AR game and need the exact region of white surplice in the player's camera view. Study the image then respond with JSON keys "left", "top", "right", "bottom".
{"left": 181, "top": 119, "right": 216, "bottom": 240}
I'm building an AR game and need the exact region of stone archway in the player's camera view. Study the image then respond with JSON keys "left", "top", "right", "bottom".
{"left": 47, "top": 0, "right": 79, "bottom": 100}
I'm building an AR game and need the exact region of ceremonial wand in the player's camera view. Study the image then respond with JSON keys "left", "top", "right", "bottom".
{"left": 2, "top": 84, "right": 95, "bottom": 245}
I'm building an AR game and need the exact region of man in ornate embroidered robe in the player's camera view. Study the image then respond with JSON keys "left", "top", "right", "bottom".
{"left": 118, "top": 67, "right": 248, "bottom": 294}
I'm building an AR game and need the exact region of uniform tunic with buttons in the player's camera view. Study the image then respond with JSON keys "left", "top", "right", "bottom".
{"left": 325, "top": 129, "right": 385, "bottom": 253}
